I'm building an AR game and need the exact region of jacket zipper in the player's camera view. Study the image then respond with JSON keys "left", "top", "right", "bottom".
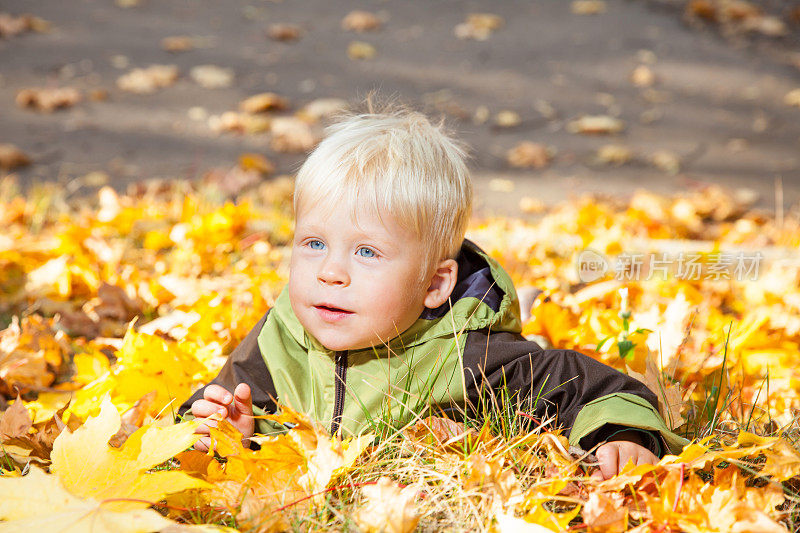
{"left": 330, "top": 350, "right": 348, "bottom": 435}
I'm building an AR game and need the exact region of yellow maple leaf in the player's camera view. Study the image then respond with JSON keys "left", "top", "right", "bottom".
{"left": 0, "top": 464, "right": 175, "bottom": 532}
{"left": 49, "top": 396, "right": 210, "bottom": 510}
{"left": 353, "top": 477, "right": 420, "bottom": 533}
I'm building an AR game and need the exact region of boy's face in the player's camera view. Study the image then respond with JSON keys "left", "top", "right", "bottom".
{"left": 288, "top": 200, "right": 432, "bottom": 351}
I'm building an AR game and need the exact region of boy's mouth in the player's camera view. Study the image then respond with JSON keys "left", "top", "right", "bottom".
{"left": 314, "top": 304, "right": 354, "bottom": 321}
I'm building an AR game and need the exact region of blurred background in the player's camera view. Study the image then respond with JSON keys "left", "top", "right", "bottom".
{"left": 1, "top": 0, "right": 799, "bottom": 215}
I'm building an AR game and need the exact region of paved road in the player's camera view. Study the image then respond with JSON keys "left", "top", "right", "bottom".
{"left": 1, "top": 0, "right": 799, "bottom": 215}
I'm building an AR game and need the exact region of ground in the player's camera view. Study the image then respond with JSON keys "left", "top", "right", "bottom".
{"left": 1, "top": 0, "right": 799, "bottom": 215}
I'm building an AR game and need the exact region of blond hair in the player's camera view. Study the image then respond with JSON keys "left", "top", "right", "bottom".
{"left": 293, "top": 106, "right": 472, "bottom": 278}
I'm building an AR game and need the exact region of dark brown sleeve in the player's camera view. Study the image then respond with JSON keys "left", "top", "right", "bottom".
{"left": 177, "top": 310, "right": 278, "bottom": 418}
{"left": 461, "top": 329, "right": 662, "bottom": 453}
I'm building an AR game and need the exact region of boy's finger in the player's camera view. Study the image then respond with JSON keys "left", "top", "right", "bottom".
{"left": 596, "top": 444, "right": 619, "bottom": 480}
{"left": 191, "top": 399, "right": 230, "bottom": 418}
{"left": 233, "top": 383, "right": 253, "bottom": 415}
{"left": 194, "top": 437, "right": 211, "bottom": 452}
{"left": 203, "top": 384, "right": 233, "bottom": 405}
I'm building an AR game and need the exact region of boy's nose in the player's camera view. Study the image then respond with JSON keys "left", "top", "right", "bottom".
{"left": 317, "top": 257, "right": 350, "bottom": 286}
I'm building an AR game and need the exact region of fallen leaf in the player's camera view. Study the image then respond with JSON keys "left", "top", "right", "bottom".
{"left": 50, "top": 397, "right": 208, "bottom": 507}
{"left": 494, "top": 110, "right": 521, "bottom": 128}
{"left": 0, "top": 396, "right": 31, "bottom": 439}
{"left": 0, "top": 144, "right": 31, "bottom": 170}
{"left": 16, "top": 87, "right": 81, "bottom": 112}
{"left": 238, "top": 153, "right": 275, "bottom": 175}
{"left": 582, "top": 491, "right": 627, "bottom": 532}
{"left": 595, "top": 144, "right": 633, "bottom": 166}
{"left": 466, "top": 453, "right": 523, "bottom": 509}
{"left": 270, "top": 116, "right": 321, "bottom": 153}
{"left": 0, "top": 315, "right": 63, "bottom": 396}
{"left": 347, "top": 41, "right": 377, "bottom": 60}
{"left": 109, "top": 390, "right": 158, "bottom": 447}
{"left": 161, "top": 35, "right": 195, "bottom": 52}
{"left": 117, "top": 64, "right": 179, "bottom": 94}
{"left": 298, "top": 98, "right": 349, "bottom": 121}
{"left": 784, "top": 88, "right": 800, "bottom": 108}
{"left": 631, "top": 65, "right": 655, "bottom": 87}
{"left": 651, "top": 150, "right": 681, "bottom": 174}
{"left": 354, "top": 477, "right": 420, "bottom": 533}
{"left": 267, "top": 23, "right": 302, "bottom": 41}
{"left": 568, "top": 115, "right": 624, "bottom": 135}
{"left": 454, "top": 13, "right": 504, "bottom": 41}
{"left": 571, "top": 1, "right": 607, "bottom": 15}
{"left": 507, "top": 142, "right": 552, "bottom": 169}
{"left": 0, "top": 464, "right": 176, "bottom": 532}
{"left": 626, "top": 355, "right": 685, "bottom": 430}
{"left": 210, "top": 111, "right": 271, "bottom": 134}
{"left": 0, "top": 13, "right": 49, "bottom": 38}
{"left": 519, "top": 197, "right": 546, "bottom": 214}
{"left": 190, "top": 65, "right": 234, "bottom": 89}
{"left": 341, "top": 10, "right": 382, "bottom": 32}
{"left": 239, "top": 92, "right": 289, "bottom": 114}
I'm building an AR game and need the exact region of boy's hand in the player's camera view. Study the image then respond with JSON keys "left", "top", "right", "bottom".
{"left": 591, "top": 431, "right": 659, "bottom": 481}
{"left": 190, "top": 383, "right": 255, "bottom": 452}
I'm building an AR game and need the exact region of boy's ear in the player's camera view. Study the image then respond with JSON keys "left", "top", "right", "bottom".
{"left": 423, "top": 259, "right": 458, "bottom": 309}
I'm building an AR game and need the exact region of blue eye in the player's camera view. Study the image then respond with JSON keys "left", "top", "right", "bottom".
{"left": 308, "top": 239, "right": 325, "bottom": 250}
{"left": 357, "top": 247, "right": 375, "bottom": 258}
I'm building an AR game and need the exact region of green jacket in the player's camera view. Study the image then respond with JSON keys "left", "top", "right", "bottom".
{"left": 181, "top": 240, "right": 687, "bottom": 455}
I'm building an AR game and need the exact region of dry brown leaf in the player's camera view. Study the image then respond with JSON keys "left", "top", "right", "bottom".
{"left": 582, "top": 491, "right": 627, "bottom": 532}
{"left": 239, "top": 92, "right": 289, "bottom": 114}
{"left": 631, "top": 65, "right": 655, "bottom": 87}
{"left": 267, "top": 23, "right": 302, "bottom": 41}
{"left": 109, "top": 390, "right": 158, "bottom": 447}
{"left": 571, "top": 1, "right": 607, "bottom": 15}
{"left": 494, "top": 110, "right": 521, "bottom": 128}
{"left": 210, "top": 111, "right": 272, "bottom": 135}
{"left": 354, "top": 477, "right": 420, "bottom": 533}
{"left": 161, "top": 35, "right": 195, "bottom": 52}
{"left": 465, "top": 454, "right": 523, "bottom": 509}
{"left": 627, "top": 355, "right": 685, "bottom": 430}
{"left": 595, "top": 144, "right": 633, "bottom": 166}
{"left": 741, "top": 15, "right": 786, "bottom": 36}
{"left": 519, "top": 197, "right": 546, "bottom": 214}
{"left": 0, "top": 315, "right": 63, "bottom": 396}
{"left": 16, "top": 87, "right": 81, "bottom": 112}
{"left": 341, "top": 10, "right": 382, "bottom": 32}
{"left": 299, "top": 98, "right": 349, "bottom": 121}
{"left": 238, "top": 153, "right": 275, "bottom": 175}
{"left": 83, "top": 282, "right": 143, "bottom": 323}
{"left": 0, "top": 13, "right": 49, "bottom": 38}
{"left": 0, "top": 397, "right": 31, "bottom": 440}
{"left": 190, "top": 65, "right": 234, "bottom": 89}
{"left": 116, "top": 64, "right": 179, "bottom": 94}
{"left": 270, "top": 116, "right": 321, "bottom": 153}
{"left": 202, "top": 167, "right": 262, "bottom": 197}
{"left": 0, "top": 396, "right": 68, "bottom": 463}
{"left": 347, "top": 41, "right": 377, "bottom": 60}
{"left": 784, "top": 88, "right": 800, "bottom": 108}
{"left": 651, "top": 150, "right": 681, "bottom": 175}
{"left": 0, "top": 144, "right": 32, "bottom": 170}
{"left": 455, "top": 13, "right": 504, "bottom": 41}
{"left": 568, "top": 115, "right": 624, "bottom": 135}
{"left": 506, "top": 142, "right": 552, "bottom": 169}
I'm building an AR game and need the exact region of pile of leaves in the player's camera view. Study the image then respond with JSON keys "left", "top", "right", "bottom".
{"left": 1, "top": 175, "right": 799, "bottom": 532}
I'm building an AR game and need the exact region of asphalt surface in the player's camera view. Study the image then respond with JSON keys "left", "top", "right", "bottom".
{"left": 1, "top": 0, "right": 799, "bottom": 215}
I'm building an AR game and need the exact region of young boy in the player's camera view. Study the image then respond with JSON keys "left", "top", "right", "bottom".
{"left": 180, "top": 108, "right": 686, "bottom": 480}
